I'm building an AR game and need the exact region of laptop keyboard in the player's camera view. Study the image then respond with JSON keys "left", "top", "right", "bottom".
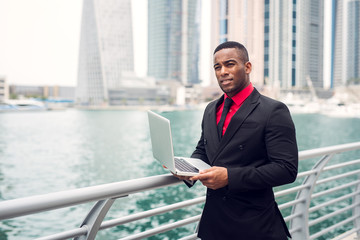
{"left": 174, "top": 158, "right": 199, "bottom": 173}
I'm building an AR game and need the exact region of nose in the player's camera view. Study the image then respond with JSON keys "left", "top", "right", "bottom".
{"left": 220, "top": 66, "right": 228, "bottom": 76}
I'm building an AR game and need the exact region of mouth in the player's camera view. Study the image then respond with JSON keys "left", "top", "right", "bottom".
{"left": 220, "top": 79, "right": 232, "bottom": 85}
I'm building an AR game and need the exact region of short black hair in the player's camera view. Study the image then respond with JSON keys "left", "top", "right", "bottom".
{"left": 213, "top": 41, "right": 249, "bottom": 62}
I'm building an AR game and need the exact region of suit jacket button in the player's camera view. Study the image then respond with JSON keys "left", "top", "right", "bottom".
{"left": 222, "top": 196, "right": 227, "bottom": 201}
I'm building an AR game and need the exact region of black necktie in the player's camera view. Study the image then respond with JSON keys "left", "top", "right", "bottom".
{"left": 218, "top": 98, "right": 233, "bottom": 138}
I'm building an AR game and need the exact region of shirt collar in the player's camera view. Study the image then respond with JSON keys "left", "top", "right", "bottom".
{"left": 224, "top": 82, "right": 254, "bottom": 106}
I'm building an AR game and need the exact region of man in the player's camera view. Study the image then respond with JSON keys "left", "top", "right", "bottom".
{"left": 175, "top": 41, "right": 298, "bottom": 239}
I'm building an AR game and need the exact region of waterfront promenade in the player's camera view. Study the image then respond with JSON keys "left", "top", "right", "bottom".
{"left": 337, "top": 232, "right": 359, "bottom": 240}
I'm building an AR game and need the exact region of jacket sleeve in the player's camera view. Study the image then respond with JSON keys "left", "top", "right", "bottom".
{"left": 227, "top": 102, "right": 298, "bottom": 192}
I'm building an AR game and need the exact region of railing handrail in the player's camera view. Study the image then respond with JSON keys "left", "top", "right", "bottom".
{"left": 1, "top": 141, "right": 360, "bottom": 220}
{"left": 298, "top": 141, "right": 360, "bottom": 160}
{"left": 0, "top": 174, "right": 181, "bottom": 220}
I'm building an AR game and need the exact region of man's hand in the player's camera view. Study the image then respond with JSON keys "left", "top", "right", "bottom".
{"left": 190, "top": 167, "right": 228, "bottom": 190}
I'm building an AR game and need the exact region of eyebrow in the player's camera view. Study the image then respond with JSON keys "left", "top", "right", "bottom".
{"left": 213, "top": 59, "right": 237, "bottom": 68}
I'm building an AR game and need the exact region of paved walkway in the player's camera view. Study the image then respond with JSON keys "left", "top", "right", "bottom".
{"left": 335, "top": 232, "right": 359, "bottom": 240}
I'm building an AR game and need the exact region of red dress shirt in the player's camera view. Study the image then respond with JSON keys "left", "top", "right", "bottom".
{"left": 216, "top": 83, "right": 254, "bottom": 136}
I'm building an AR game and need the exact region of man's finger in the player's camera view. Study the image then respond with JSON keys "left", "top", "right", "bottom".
{"left": 190, "top": 172, "right": 209, "bottom": 181}
{"left": 199, "top": 168, "right": 213, "bottom": 174}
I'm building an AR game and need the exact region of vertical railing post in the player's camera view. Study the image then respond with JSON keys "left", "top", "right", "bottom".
{"left": 353, "top": 174, "right": 360, "bottom": 237}
{"left": 290, "top": 154, "right": 334, "bottom": 240}
{"left": 74, "top": 198, "right": 116, "bottom": 240}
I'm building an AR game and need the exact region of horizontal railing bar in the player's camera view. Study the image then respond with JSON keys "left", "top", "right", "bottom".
{"left": 278, "top": 198, "right": 306, "bottom": 210}
{"left": 299, "top": 142, "right": 360, "bottom": 160}
{"left": 296, "top": 169, "right": 318, "bottom": 178}
{"left": 118, "top": 215, "right": 201, "bottom": 240}
{"left": 179, "top": 233, "right": 199, "bottom": 240}
{"left": 100, "top": 196, "right": 206, "bottom": 230}
{"left": 311, "top": 181, "right": 359, "bottom": 199}
{"left": 316, "top": 169, "right": 360, "bottom": 185}
{"left": 37, "top": 197, "right": 205, "bottom": 240}
{"left": 293, "top": 158, "right": 360, "bottom": 180}
{"left": 309, "top": 190, "right": 360, "bottom": 213}
{"left": 0, "top": 174, "right": 181, "bottom": 220}
{"left": 323, "top": 159, "right": 360, "bottom": 171}
{"left": 309, "top": 214, "right": 360, "bottom": 240}
{"left": 284, "top": 211, "right": 302, "bottom": 223}
{"left": 275, "top": 184, "right": 311, "bottom": 197}
{"left": 289, "top": 225, "right": 302, "bottom": 234}
{"left": 309, "top": 203, "right": 360, "bottom": 226}
{"left": 331, "top": 227, "right": 360, "bottom": 240}
{"left": 35, "top": 226, "right": 87, "bottom": 240}
{"left": 37, "top": 197, "right": 206, "bottom": 240}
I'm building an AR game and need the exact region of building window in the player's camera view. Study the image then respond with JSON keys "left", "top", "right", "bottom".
{"left": 265, "top": 25, "right": 270, "bottom": 33}
{"left": 265, "top": 11, "right": 269, "bottom": 19}
{"left": 219, "top": 0, "right": 228, "bottom": 18}
{"left": 292, "top": 69, "right": 296, "bottom": 86}
{"left": 264, "top": 68, "right": 269, "bottom": 77}
{"left": 220, "top": 37, "right": 228, "bottom": 43}
{"left": 220, "top": 19, "right": 228, "bottom": 35}
{"left": 265, "top": 40, "right": 269, "bottom": 47}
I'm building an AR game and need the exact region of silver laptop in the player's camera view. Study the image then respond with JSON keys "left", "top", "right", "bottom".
{"left": 147, "top": 110, "right": 211, "bottom": 176}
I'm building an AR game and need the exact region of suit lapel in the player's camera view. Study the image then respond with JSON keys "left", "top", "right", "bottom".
{"left": 211, "top": 89, "right": 260, "bottom": 165}
{"left": 207, "top": 96, "right": 224, "bottom": 146}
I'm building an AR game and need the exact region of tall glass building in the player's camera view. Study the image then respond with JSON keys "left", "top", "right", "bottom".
{"left": 210, "top": 0, "right": 264, "bottom": 87}
{"left": 76, "top": 0, "right": 134, "bottom": 105}
{"left": 333, "top": 0, "right": 360, "bottom": 87}
{"left": 0, "top": 76, "right": 8, "bottom": 102}
{"left": 264, "top": 0, "right": 324, "bottom": 89}
{"left": 147, "top": 0, "right": 201, "bottom": 84}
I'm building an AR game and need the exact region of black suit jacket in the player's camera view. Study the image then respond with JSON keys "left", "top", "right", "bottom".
{"left": 191, "top": 88, "right": 298, "bottom": 240}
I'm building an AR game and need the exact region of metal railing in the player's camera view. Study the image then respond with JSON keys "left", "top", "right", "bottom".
{"left": 1, "top": 142, "right": 360, "bottom": 239}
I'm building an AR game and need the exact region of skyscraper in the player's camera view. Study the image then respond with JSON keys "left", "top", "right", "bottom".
{"left": 0, "top": 75, "right": 8, "bottom": 102}
{"left": 333, "top": 0, "right": 360, "bottom": 87}
{"left": 76, "top": 0, "right": 134, "bottom": 105}
{"left": 210, "top": 0, "right": 264, "bottom": 87}
{"left": 265, "top": 0, "right": 325, "bottom": 89}
{"left": 147, "top": 0, "right": 201, "bottom": 84}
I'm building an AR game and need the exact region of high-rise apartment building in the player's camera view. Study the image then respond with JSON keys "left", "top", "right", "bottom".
{"left": 333, "top": 0, "right": 360, "bottom": 87}
{"left": 265, "top": 0, "right": 324, "bottom": 89}
{"left": 212, "top": 0, "right": 325, "bottom": 90}
{"left": 210, "top": 0, "right": 264, "bottom": 87}
{"left": 148, "top": 0, "right": 201, "bottom": 85}
{"left": 76, "top": 0, "right": 134, "bottom": 105}
{"left": 0, "top": 75, "right": 8, "bottom": 102}
{"left": 211, "top": 0, "right": 358, "bottom": 91}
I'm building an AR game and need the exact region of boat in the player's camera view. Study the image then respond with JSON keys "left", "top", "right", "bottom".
{"left": 0, "top": 99, "right": 47, "bottom": 112}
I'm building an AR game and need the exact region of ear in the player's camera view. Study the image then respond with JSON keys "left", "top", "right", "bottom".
{"left": 245, "top": 61, "right": 252, "bottom": 74}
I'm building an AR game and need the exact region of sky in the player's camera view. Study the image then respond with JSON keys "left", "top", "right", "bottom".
{"left": 0, "top": 0, "right": 211, "bottom": 87}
